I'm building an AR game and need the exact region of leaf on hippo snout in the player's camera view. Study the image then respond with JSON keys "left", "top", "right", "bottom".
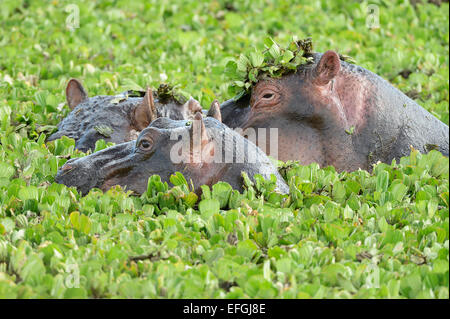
{"left": 345, "top": 126, "right": 355, "bottom": 135}
{"left": 94, "top": 124, "right": 114, "bottom": 137}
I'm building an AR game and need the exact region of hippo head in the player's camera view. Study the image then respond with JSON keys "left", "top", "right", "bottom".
{"left": 55, "top": 103, "right": 227, "bottom": 196}
{"left": 221, "top": 51, "right": 367, "bottom": 171}
{"left": 47, "top": 79, "right": 202, "bottom": 152}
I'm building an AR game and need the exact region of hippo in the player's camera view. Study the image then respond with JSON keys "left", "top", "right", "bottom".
{"left": 47, "top": 79, "right": 203, "bottom": 152}
{"left": 220, "top": 51, "right": 449, "bottom": 172}
{"left": 54, "top": 108, "right": 289, "bottom": 195}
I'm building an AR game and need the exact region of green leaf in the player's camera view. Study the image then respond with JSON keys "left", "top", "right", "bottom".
{"left": 79, "top": 214, "right": 92, "bottom": 234}
{"left": 0, "top": 163, "right": 15, "bottom": 179}
{"left": 237, "top": 54, "right": 250, "bottom": 72}
{"left": 94, "top": 125, "right": 114, "bottom": 138}
{"left": 212, "top": 182, "right": 233, "bottom": 209}
{"left": 236, "top": 239, "right": 259, "bottom": 259}
{"left": 281, "top": 50, "right": 294, "bottom": 63}
{"left": 433, "top": 260, "right": 449, "bottom": 274}
{"left": 390, "top": 183, "right": 408, "bottom": 202}
{"left": 268, "top": 43, "right": 281, "bottom": 59}
{"left": 263, "top": 37, "right": 276, "bottom": 48}
{"left": 199, "top": 199, "right": 220, "bottom": 219}
{"left": 382, "top": 229, "right": 403, "bottom": 246}
{"left": 170, "top": 172, "right": 188, "bottom": 187}
{"left": 70, "top": 211, "right": 80, "bottom": 230}
{"left": 376, "top": 170, "right": 390, "bottom": 193}
{"left": 18, "top": 186, "right": 39, "bottom": 201}
{"left": 64, "top": 288, "right": 88, "bottom": 299}
{"left": 250, "top": 50, "right": 264, "bottom": 68}
{"left": 21, "top": 255, "right": 46, "bottom": 285}
{"left": 184, "top": 192, "right": 198, "bottom": 208}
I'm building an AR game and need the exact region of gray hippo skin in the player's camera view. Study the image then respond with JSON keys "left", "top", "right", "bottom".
{"left": 47, "top": 79, "right": 203, "bottom": 152}
{"left": 55, "top": 110, "right": 289, "bottom": 195}
{"left": 220, "top": 51, "right": 449, "bottom": 171}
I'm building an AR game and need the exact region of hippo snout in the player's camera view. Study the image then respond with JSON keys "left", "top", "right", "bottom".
{"left": 55, "top": 141, "right": 135, "bottom": 195}
{"left": 55, "top": 157, "right": 101, "bottom": 195}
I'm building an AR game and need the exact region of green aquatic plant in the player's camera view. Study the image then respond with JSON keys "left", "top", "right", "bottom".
{"left": 225, "top": 37, "right": 315, "bottom": 99}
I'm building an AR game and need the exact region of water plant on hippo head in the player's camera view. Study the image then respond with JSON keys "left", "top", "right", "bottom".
{"left": 225, "top": 37, "right": 316, "bottom": 100}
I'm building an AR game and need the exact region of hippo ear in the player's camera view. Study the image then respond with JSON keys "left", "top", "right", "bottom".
{"left": 313, "top": 51, "right": 341, "bottom": 86}
{"left": 134, "top": 87, "right": 157, "bottom": 130}
{"left": 186, "top": 97, "right": 203, "bottom": 114}
{"left": 66, "top": 79, "right": 88, "bottom": 110}
{"left": 207, "top": 100, "right": 222, "bottom": 122}
{"left": 189, "top": 112, "right": 214, "bottom": 164}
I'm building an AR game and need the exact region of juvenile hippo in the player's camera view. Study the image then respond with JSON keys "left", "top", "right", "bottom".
{"left": 55, "top": 110, "right": 288, "bottom": 195}
{"left": 47, "top": 79, "right": 203, "bottom": 152}
{"left": 221, "top": 51, "right": 449, "bottom": 171}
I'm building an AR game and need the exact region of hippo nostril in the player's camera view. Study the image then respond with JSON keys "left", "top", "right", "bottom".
{"left": 57, "top": 162, "right": 77, "bottom": 178}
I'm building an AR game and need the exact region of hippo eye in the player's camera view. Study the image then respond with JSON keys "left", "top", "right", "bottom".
{"left": 139, "top": 139, "right": 152, "bottom": 151}
{"left": 253, "top": 85, "right": 280, "bottom": 109}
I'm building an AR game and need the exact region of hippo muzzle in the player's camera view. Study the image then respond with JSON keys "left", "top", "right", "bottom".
{"left": 55, "top": 141, "right": 135, "bottom": 195}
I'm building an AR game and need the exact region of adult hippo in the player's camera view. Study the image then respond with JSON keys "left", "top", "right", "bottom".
{"left": 47, "top": 79, "right": 203, "bottom": 152}
{"left": 55, "top": 111, "right": 289, "bottom": 195}
{"left": 220, "top": 51, "right": 449, "bottom": 171}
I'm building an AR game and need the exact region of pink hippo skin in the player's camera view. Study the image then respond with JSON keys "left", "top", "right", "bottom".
{"left": 220, "top": 51, "right": 449, "bottom": 171}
